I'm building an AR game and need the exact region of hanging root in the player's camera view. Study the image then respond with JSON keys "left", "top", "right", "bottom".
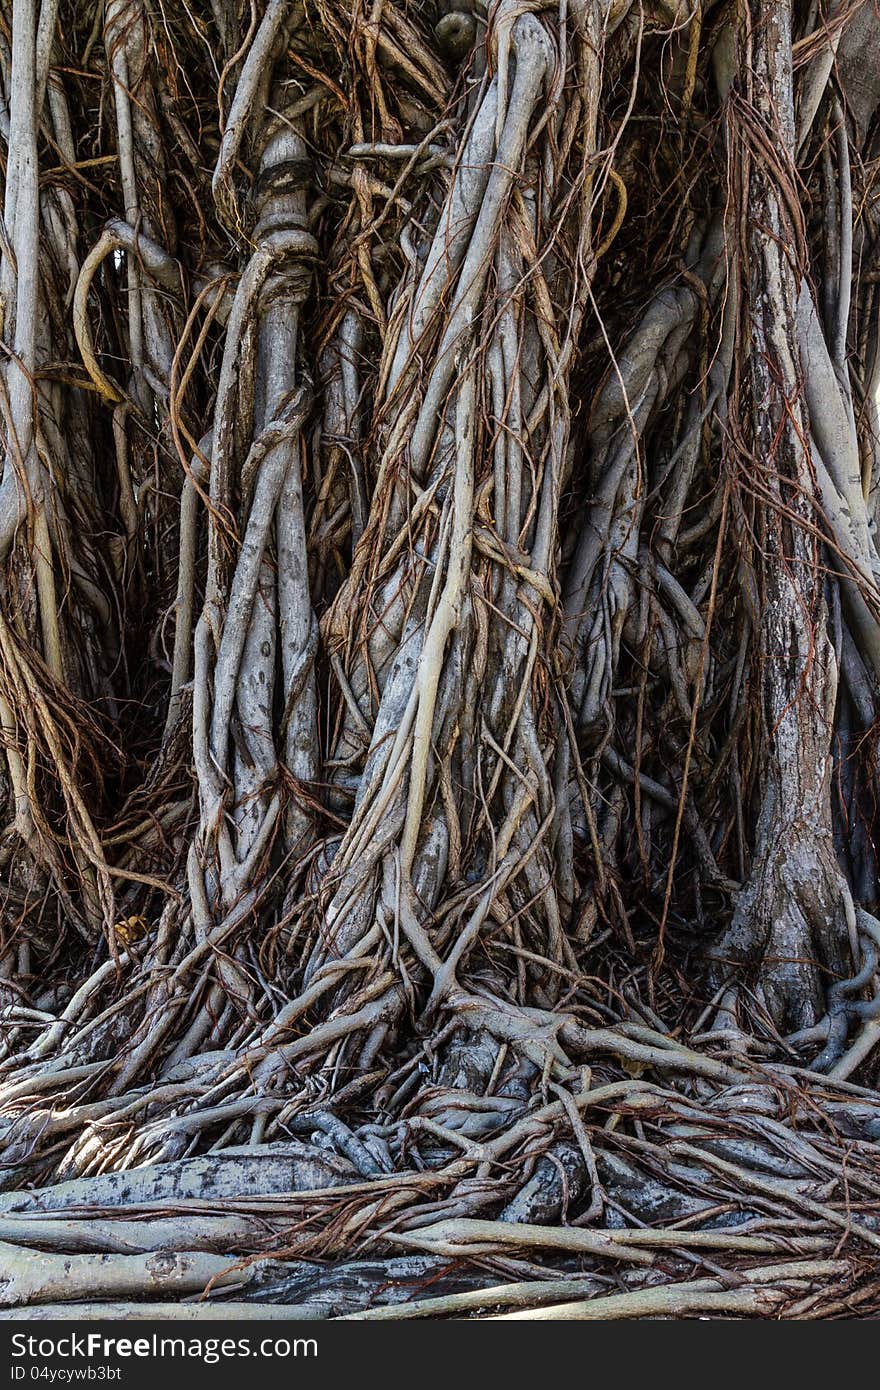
{"left": 0, "top": 0, "right": 879, "bottom": 1319}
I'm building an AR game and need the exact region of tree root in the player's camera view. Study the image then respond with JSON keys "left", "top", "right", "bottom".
{"left": 0, "top": 0, "right": 879, "bottom": 1323}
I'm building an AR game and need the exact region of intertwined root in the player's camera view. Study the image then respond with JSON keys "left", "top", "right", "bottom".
{"left": 0, "top": 0, "right": 879, "bottom": 1317}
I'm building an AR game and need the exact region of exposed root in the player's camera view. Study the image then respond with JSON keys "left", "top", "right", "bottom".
{"left": 0, "top": 0, "right": 878, "bottom": 1320}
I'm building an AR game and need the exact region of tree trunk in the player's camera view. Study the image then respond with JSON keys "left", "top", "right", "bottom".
{"left": 0, "top": 0, "right": 879, "bottom": 1316}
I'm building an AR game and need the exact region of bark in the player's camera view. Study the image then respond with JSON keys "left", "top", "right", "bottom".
{"left": 709, "top": 0, "right": 853, "bottom": 1030}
